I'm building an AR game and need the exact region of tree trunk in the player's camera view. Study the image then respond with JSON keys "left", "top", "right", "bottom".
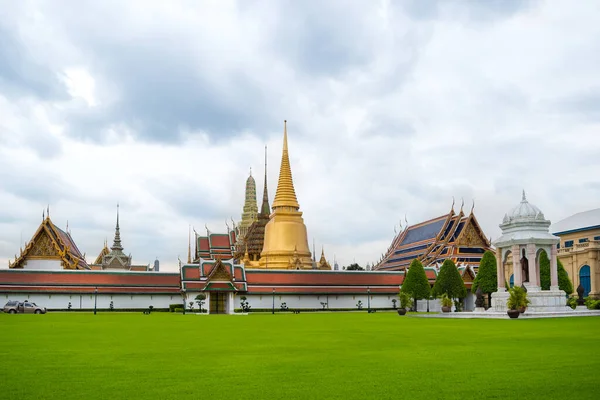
{"left": 414, "top": 298, "right": 418, "bottom": 312}
{"left": 487, "top": 292, "right": 492, "bottom": 310}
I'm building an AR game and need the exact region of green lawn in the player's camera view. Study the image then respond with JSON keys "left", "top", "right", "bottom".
{"left": 1, "top": 312, "right": 598, "bottom": 400}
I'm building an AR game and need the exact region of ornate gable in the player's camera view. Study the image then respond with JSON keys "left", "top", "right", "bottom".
{"left": 29, "top": 229, "right": 61, "bottom": 258}
{"left": 455, "top": 218, "right": 487, "bottom": 247}
{"left": 207, "top": 259, "right": 233, "bottom": 282}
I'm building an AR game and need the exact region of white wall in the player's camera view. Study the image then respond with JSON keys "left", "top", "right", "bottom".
{"left": 23, "top": 259, "right": 62, "bottom": 270}
{"left": 1, "top": 292, "right": 453, "bottom": 312}
{"left": 236, "top": 294, "right": 400, "bottom": 310}
{"left": 1, "top": 293, "right": 180, "bottom": 310}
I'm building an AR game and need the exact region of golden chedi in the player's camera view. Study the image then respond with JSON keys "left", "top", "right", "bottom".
{"left": 259, "top": 121, "right": 312, "bottom": 269}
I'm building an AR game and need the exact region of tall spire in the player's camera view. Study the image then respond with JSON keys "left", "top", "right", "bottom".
{"left": 272, "top": 120, "right": 300, "bottom": 210}
{"left": 522, "top": 189, "right": 527, "bottom": 202}
{"left": 260, "top": 145, "right": 270, "bottom": 216}
{"left": 111, "top": 203, "right": 123, "bottom": 251}
{"left": 187, "top": 225, "right": 192, "bottom": 264}
{"left": 239, "top": 165, "right": 259, "bottom": 239}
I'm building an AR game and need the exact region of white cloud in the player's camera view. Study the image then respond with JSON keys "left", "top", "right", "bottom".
{"left": 1, "top": 0, "right": 600, "bottom": 271}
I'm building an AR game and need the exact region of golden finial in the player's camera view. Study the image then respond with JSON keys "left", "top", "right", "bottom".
{"left": 272, "top": 120, "right": 300, "bottom": 210}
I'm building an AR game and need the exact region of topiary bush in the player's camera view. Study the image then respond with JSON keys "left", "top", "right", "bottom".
{"left": 471, "top": 250, "right": 497, "bottom": 307}
{"left": 432, "top": 259, "right": 467, "bottom": 300}
{"left": 401, "top": 259, "right": 431, "bottom": 311}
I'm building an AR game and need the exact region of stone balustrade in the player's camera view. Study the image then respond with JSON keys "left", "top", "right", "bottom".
{"left": 558, "top": 241, "right": 600, "bottom": 254}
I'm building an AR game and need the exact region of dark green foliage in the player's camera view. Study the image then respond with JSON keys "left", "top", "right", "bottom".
{"left": 401, "top": 259, "right": 431, "bottom": 301}
{"left": 585, "top": 298, "right": 600, "bottom": 310}
{"left": 567, "top": 297, "right": 577, "bottom": 310}
{"left": 539, "top": 251, "right": 573, "bottom": 294}
{"left": 169, "top": 304, "right": 181, "bottom": 312}
{"left": 345, "top": 263, "right": 364, "bottom": 271}
{"left": 472, "top": 251, "right": 497, "bottom": 294}
{"left": 431, "top": 259, "right": 467, "bottom": 299}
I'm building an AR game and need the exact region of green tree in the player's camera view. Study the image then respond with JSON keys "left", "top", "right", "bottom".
{"left": 195, "top": 293, "right": 206, "bottom": 313}
{"left": 400, "top": 259, "right": 431, "bottom": 311}
{"left": 471, "top": 251, "right": 498, "bottom": 307}
{"left": 345, "top": 263, "right": 364, "bottom": 271}
{"left": 431, "top": 259, "right": 467, "bottom": 300}
{"left": 539, "top": 250, "right": 573, "bottom": 295}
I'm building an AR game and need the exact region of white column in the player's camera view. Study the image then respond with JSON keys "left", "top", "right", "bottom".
{"left": 206, "top": 292, "right": 211, "bottom": 314}
{"left": 550, "top": 245, "right": 559, "bottom": 290}
{"left": 527, "top": 243, "right": 539, "bottom": 288}
{"left": 512, "top": 244, "right": 521, "bottom": 287}
{"left": 496, "top": 248, "right": 505, "bottom": 290}
{"left": 228, "top": 292, "right": 235, "bottom": 314}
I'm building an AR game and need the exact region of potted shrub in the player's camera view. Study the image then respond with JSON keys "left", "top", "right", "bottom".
{"left": 440, "top": 293, "right": 453, "bottom": 313}
{"left": 397, "top": 291, "right": 413, "bottom": 316}
{"left": 506, "top": 287, "right": 527, "bottom": 319}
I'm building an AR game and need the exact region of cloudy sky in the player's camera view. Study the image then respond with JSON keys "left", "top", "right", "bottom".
{"left": 1, "top": 0, "right": 599, "bottom": 271}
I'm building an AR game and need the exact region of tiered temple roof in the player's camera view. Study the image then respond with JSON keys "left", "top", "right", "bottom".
{"left": 374, "top": 202, "right": 491, "bottom": 271}
{"left": 194, "top": 227, "right": 237, "bottom": 262}
{"left": 9, "top": 212, "right": 89, "bottom": 270}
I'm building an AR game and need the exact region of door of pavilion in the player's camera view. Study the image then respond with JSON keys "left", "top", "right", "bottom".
{"left": 209, "top": 292, "right": 228, "bottom": 314}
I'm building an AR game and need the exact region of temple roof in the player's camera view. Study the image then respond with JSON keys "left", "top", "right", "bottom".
{"left": 272, "top": 120, "right": 300, "bottom": 210}
{"left": 9, "top": 215, "right": 89, "bottom": 270}
{"left": 195, "top": 228, "right": 236, "bottom": 262}
{"left": 374, "top": 203, "right": 491, "bottom": 271}
{"left": 94, "top": 240, "right": 110, "bottom": 264}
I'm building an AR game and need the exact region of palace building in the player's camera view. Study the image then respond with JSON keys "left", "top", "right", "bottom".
{"left": 551, "top": 208, "right": 600, "bottom": 298}
{"left": 373, "top": 202, "right": 492, "bottom": 272}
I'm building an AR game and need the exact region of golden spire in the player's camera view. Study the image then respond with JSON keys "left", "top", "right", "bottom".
{"left": 272, "top": 120, "right": 300, "bottom": 210}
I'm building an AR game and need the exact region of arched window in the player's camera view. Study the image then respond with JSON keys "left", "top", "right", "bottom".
{"left": 579, "top": 265, "right": 591, "bottom": 297}
{"left": 509, "top": 274, "right": 514, "bottom": 288}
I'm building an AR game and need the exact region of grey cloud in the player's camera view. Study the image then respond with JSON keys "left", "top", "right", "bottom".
{"left": 0, "top": 27, "right": 68, "bottom": 101}
{"left": 549, "top": 89, "right": 600, "bottom": 122}
{"left": 402, "top": 0, "right": 534, "bottom": 22}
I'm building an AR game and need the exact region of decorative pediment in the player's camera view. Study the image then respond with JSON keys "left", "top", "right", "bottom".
{"left": 456, "top": 219, "right": 487, "bottom": 247}
{"left": 207, "top": 259, "right": 233, "bottom": 282}
{"left": 29, "top": 230, "right": 60, "bottom": 258}
{"left": 461, "top": 267, "right": 475, "bottom": 282}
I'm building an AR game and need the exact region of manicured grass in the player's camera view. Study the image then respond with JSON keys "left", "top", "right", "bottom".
{"left": 1, "top": 312, "right": 598, "bottom": 400}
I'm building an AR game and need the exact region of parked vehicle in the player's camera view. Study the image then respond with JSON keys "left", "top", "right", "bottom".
{"left": 3, "top": 300, "right": 47, "bottom": 314}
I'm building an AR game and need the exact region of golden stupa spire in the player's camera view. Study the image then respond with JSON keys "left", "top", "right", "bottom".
{"left": 272, "top": 120, "right": 300, "bottom": 210}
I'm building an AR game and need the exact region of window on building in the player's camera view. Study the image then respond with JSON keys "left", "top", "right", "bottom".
{"left": 579, "top": 238, "right": 589, "bottom": 243}
{"left": 557, "top": 243, "right": 560, "bottom": 249}
{"left": 564, "top": 240, "right": 574, "bottom": 248}
{"left": 594, "top": 236, "right": 600, "bottom": 241}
